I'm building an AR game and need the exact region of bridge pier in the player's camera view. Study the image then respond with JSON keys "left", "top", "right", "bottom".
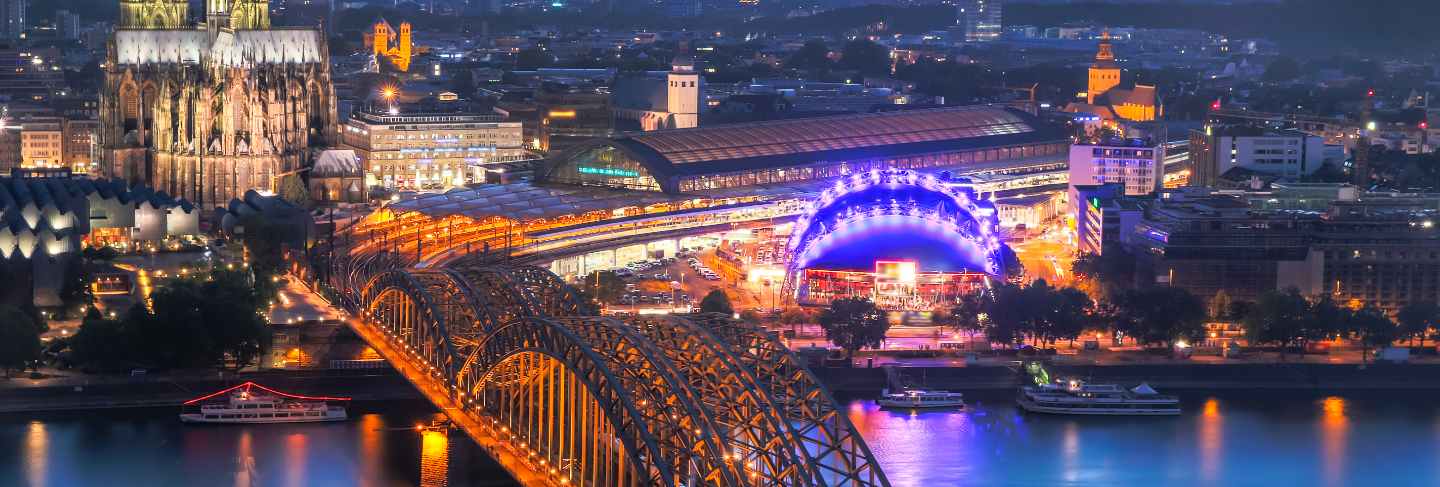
{"left": 347, "top": 318, "right": 560, "bottom": 486}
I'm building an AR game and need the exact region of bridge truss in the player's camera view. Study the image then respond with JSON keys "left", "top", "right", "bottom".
{"left": 329, "top": 252, "right": 890, "bottom": 487}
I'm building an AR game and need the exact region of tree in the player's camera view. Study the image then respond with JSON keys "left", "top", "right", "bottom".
{"left": 1113, "top": 287, "right": 1207, "bottom": 348}
{"left": 276, "top": 173, "right": 311, "bottom": 210}
{"left": 785, "top": 40, "right": 832, "bottom": 72}
{"left": 1208, "top": 290, "right": 1234, "bottom": 322}
{"left": 699, "top": 290, "right": 734, "bottom": 315}
{"left": 1241, "top": 289, "right": 1311, "bottom": 358}
{"left": 1048, "top": 287, "right": 1094, "bottom": 346}
{"left": 0, "top": 305, "right": 42, "bottom": 377}
{"left": 817, "top": 297, "right": 889, "bottom": 360}
{"left": 70, "top": 308, "right": 134, "bottom": 373}
{"left": 949, "top": 292, "right": 989, "bottom": 339}
{"left": 1262, "top": 57, "right": 1301, "bottom": 83}
{"left": 1396, "top": 301, "right": 1440, "bottom": 346}
{"left": 58, "top": 256, "right": 95, "bottom": 317}
{"left": 838, "top": 39, "right": 890, "bottom": 77}
{"left": 1347, "top": 306, "right": 1398, "bottom": 365}
{"left": 582, "top": 270, "right": 626, "bottom": 303}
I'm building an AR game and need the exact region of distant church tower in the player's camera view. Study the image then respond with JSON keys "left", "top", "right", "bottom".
{"left": 1087, "top": 31, "right": 1120, "bottom": 105}
{"left": 667, "top": 55, "right": 699, "bottom": 129}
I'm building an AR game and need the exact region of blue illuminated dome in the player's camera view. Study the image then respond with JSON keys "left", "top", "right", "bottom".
{"left": 782, "top": 169, "right": 1007, "bottom": 296}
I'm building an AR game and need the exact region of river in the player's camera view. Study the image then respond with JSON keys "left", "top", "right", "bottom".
{"left": 4, "top": 392, "right": 1440, "bottom": 487}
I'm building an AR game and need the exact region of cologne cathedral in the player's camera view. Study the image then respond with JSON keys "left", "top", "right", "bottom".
{"left": 101, "top": 0, "right": 338, "bottom": 208}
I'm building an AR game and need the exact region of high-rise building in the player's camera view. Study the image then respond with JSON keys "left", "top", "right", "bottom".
{"left": 55, "top": 10, "right": 81, "bottom": 40}
{"left": 100, "top": 0, "right": 338, "bottom": 207}
{"left": 956, "top": 0, "right": 1001, "bottom": 43}
{"left": 0, "top": 0, "right": 24, "bottom": 40}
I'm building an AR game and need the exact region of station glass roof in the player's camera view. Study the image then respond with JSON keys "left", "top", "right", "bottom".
{"left": 625, "top": 106, "right": 1034, "bottom": 165}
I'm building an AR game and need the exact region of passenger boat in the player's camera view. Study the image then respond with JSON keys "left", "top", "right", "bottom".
{"left": 1017, "top": 380, "right": 1180, "bottom": 416}
{"left": 876, "top": 388, "right": 966, "bottom": 409}
{"left": 180, "top": 382, "right": 349, "bottom": 424}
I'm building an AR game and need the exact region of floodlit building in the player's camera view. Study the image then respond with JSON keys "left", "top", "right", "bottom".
{"left": 309, "top": 149, "right": 366, "bottom": 204}
{"left": 366, "top": 18, "right": 412, "bottom": 72}
{"left": 19, "top": 116, "right": 62, "bottom": 168}
{"left": 611, "top": 56, "right": 701, "bottom": 131}
{"left": 100, "top": 0, "right": 338, "bottom": 208}
{"left": 1065, "top": 32, "right": 1161, "bottom": 124}
{"left": 342, "top": 106, "right": 528, "bottom": 191}
{"left": 546, "top": 105, "right": 1068, "bottom": 194}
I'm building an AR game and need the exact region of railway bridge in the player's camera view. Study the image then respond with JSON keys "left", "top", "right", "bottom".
{"left": 325, "top": 253, "right": 889, "bottom": 487}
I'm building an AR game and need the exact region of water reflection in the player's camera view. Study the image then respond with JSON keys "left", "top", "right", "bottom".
{"left": 23, "top": 421, "right": 46, "bottom": 487}
{"left": 420, "top": 430, "right": 450, "bottom": 487}
{"left": 235, "top": 430, "right": 256, "bottom": 487}
{"left": 358, "top": 414, "right": 385, "bottom": 487}
{"left": 1197, "top": 398, "right": 1222, "bottom": 484}
{"left": 841, "top": 392, "right": 1440, "bottom": 487}
{"left": 1060, "top": 421, "right": 1079, "bottom": 484}
{"left": 284, "top": 433, "right": 308, "bottom": 487}
{"left": 1319, "top": 396, "right": 1348, "bottom": 487}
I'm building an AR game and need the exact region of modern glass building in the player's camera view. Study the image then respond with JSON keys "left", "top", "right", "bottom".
{"left": 544, "top": 106, "right": 1067, "bottom": 195}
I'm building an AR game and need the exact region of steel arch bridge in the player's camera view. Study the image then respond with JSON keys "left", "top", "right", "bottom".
{"left": 329, "top": 251, "right": 890, "bottom": 487}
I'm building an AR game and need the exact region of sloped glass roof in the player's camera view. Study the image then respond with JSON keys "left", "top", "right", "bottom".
{"left": 626, "top": 106, "right": 1034, "bottom": 165}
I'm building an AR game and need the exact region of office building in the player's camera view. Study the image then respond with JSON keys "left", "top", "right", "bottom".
{"left": 343, "top": 106, "right": 528, "bottom": 191}
{"left": 0, "top": 47, "right": 63, "bottom": 103}
{"left": 1068, "top": 138, "right": 1163, "bottom": 198}
{"left": 1122, "top": 187, "right": 1440, "bottom": 313}
{"left": 19, "top": 116, "right": 60, "bottom": 167}
{"left": 956, "top": 0, "right": 1002, "bottom": 43}
{"left": 1189, "top": 125, "right": 1328, "bottom": 187}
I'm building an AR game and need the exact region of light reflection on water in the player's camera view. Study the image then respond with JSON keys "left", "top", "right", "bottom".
{"left": 4, "top": 394, "right": 1438, "bottom": 487}
{"left": 0, "top": 404, "right": 516, "bottom": 487}
{"left": 846, "top": 392, "right": 1439, "bottom": 487}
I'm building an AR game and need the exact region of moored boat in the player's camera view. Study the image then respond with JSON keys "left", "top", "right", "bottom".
{"left": 180, "top": 382, "right": 349, "bottom": 424}
{"left": 877, "top": 389, "right": 966, "bottom": 409}
{"left": 1018, "top": 380, "right": 1180, "bottom": 416}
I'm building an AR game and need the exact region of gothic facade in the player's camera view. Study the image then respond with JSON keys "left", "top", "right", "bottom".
{"left": 101, "top": 0, "right": 337, "bottom": 208}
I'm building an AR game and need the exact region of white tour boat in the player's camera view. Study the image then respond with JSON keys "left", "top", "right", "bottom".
{"left": 1018, "top": 380, "right": 1180, "bottom": 416}
{"left": 877, "top": 389, "right": 966, "bottom": 409}
{"left": 180, "top": 382, "right": 349, "bottom": 424}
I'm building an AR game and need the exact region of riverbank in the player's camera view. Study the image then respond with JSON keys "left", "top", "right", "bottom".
{"left": 10, "top": 362, "right": 1440, "bottom": 414}
{"left": 812, "top": 362, "right": 1440, "bottom": 393}
{"left": 0, "top": 369, "right": 424, "bottom": 414}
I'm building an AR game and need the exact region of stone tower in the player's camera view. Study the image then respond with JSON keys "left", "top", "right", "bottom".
{"left": 667, "top": 55, "right": 699, "bottom": 129}
{"left": 1087, "top": 31, "right": 1120, "bottom": 105}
